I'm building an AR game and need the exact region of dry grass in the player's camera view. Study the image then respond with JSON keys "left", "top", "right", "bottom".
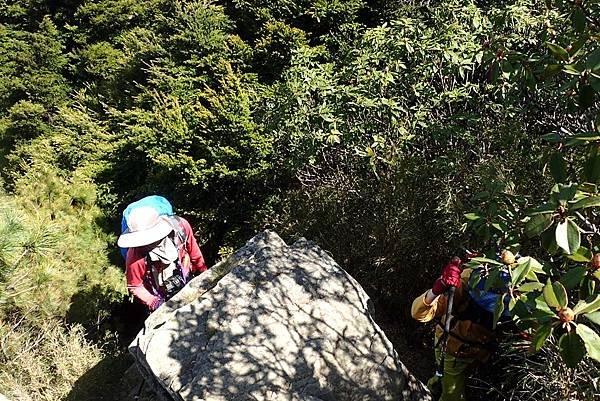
{"left": 476, "top": 334, "right": 600, "bottom": 401}
{"left": 0, "top": 320, "right": 103, "bottom": 401}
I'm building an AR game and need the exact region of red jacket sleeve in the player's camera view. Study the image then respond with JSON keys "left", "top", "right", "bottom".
{"left": 126, "top": 249, "right": 160, "bottom": 308}
{"left": 180, "top": 218, "right": 208, "bottom": 273}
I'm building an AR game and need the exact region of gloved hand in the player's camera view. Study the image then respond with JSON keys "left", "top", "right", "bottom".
{"left": 150, "top": 296, "right": 164, "bottom": 311}
{"left": 431, "top": 257, "right": 462, "bottom": 295}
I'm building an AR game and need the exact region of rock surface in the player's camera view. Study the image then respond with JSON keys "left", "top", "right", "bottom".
{"left": 130, "top": 231, "right": 430, "bottom": 401}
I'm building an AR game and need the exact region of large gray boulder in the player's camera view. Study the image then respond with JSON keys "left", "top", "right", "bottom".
{"left": 129, "top": 231, "right": 430, "bottom": 401}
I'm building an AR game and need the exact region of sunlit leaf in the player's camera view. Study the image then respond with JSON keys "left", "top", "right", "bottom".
{"left": 555, "top": 219, "right": 580, "bottom": 254}
{"left": 575, "top": 324, "right": 600, "bottom": 363}
{"left": 543, "top": 279, "right": 568, "bottom": 308}
{"left": 547, "top": 43, "right": 569, "bottom": 61}
{"left": 464, "top": 212, "right": 482, "bottom": 221}
{"left": 512, "top": 257, "right": 540, "bottom": 285}
{"left": 470, "top": 257, "right": 503, "bottom": 266}
{"left": 566, "top": 246, "right": 592, "bottom": 262}
{"left": 571, "top": 196, "right": 600, "bottom": 210}
{"left": 573, "top": 295, "right": 600, "bottom": 315}
{"left": 584, "top": 312, "right": 600, "bottom": 325}
{"left": 518, "top": 282, "right": 544, "bottom": 292}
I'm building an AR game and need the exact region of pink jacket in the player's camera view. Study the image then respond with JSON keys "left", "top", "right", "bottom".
{"left": 125, "top": 217, "right": 207, "bottom": 309}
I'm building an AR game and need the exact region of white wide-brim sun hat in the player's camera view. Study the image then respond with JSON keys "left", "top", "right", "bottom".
{"left": 117, "top": 206, "right": 174, "bottom": 248}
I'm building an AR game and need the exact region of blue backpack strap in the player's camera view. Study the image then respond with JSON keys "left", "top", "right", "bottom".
{"left": 468, "top": 268, "right": 512, "bottom": 318}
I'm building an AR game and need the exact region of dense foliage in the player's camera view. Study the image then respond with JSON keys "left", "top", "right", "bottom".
{"left": 0, "top": 0, "right": 599, "bottom": 400}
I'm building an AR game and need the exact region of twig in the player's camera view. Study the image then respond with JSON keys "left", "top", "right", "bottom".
{"left": 575, "top": 211, "right": 598, "bottom": 235}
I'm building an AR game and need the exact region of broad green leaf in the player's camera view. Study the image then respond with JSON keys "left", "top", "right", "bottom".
{"left": 517, "top": 282, "right": 544, "bottom": 293}
{"left": 549, "top": 152, "right": 567, "bottom": 183}
{"left": 470, "top": 257, "right": 503, "bottom": 266}
{"left": 592, "top": 75, "right": 600, "bottom": 93}
{"left": 569, "top": 36, "right": 588, "bottom": 58}
{"left": 575, "top": 324, "right": 600, "bottom": 363}
{"left": 560, "top": 266, "right": 587, "bottom": 289}
{"left": 544, "top": 64, "right": 563, "bottom": 78}
{"left": 578, "top": 183, "right": 598, "bottom": 193}
{"left": 571, "top": 196, "right": 600, "bottom": 210}
{"left": 583, "top": 145, "right": 600, "bottom": 184}
{"left": 464, "top": 212, "right": 482, "bottom": 221}
{"left": 468, "top": 269, "right": 482, "bottom": 289}
{"left": 533, "top": 322, "right": 553, "bottom": 351}
{"left": 543, "top": 279, "right": 568, "bottom": 308}
{"left": 573, "top": 8, "right": 586, "bottom": 32}
{"left": 541, "top": 132, "right": 562, "bottom": 143}
{"left": 583, "top": 276, "right": 598, "bottom": 299}
{"left": 554, "top": 184, "right": 577, "bottom": 204}
{"left": 541, "top": 228, "right": 559, "bottom": 255}
{"left": 527, "top": 202, "right": 557, "bottom": 215}
{"left": 584, "top": 312, "right": 600, "bottom": 325}
{"left": 532, "top": 307, "right": 557, "bottom": 323}
{"left": 492, "top": 293, "right": 506, "bottom": 329}
{"left": 525, "top": 213, "right": 553, "bottom": 238}
{"left": 566, "top": 246, "right": 592, "bottom": 262}
{"left": 512, "top": 257, "right": 540, "bottom": 285}
{"left": 563, "top": 63, "right": 583, "bottom": 75}
{"left": 510, "top": 297, "right": 532, "bottom": 319}
{"left": 559, "top": 332, "right": 586, "bottom": 368}
{"left": 547, "top": 43, "right": 569, "bottom": 62}
{"left": 491, "top": 222, "right": 505, "bottom": 232}
{"left": 534, "top": 293, "right": 556, "bottom": 314}
{"left": 484, "top": 268, "right": 502, "bottom": 291}
{"left": 579, "top": 85, "right": 595, "bottom": 109}
{"left": 569, "top": 132, "right": 600, "bottom": 142}
{"left": 555, "top": 219, "right": 581, "bottom": 254}
{"left": 525, "top": 269, "right": 539, "bottom": 281}
{"left": 586, "top": 48, "right": 600, "bottom": 71}
{"left": 555, "top": 221, "right": 569, "bottom": 253}
{"left": 573, "top": 295, "right": 600, "bottom": 315}
{"left": 501, "top": 60, "right": 514, "bottom": 74}
{"left": 567, "top": 219, "right": 581, "bottom": 254}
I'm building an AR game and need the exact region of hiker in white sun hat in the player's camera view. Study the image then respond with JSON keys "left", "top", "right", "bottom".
{"left": 118, "top": 207, "right": 174, "bottom": 249}
{"left": 118, "top": 202, "right": 208, "bottom": 311}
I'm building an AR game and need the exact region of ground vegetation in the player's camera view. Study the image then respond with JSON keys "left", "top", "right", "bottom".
{"left": 0, "top": 0, "right": 598, "bottom": 399}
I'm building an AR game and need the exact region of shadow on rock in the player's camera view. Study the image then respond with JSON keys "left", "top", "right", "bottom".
{"left": 130, "top": 231, "right": 431, "bottom": 401}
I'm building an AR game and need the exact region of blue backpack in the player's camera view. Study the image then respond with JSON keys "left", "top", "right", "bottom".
{"left": 468, "top": 268, "right": 512, "bottom": 319}
{"left": 120, "top": 195, "right": 174, "bottom": 259}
